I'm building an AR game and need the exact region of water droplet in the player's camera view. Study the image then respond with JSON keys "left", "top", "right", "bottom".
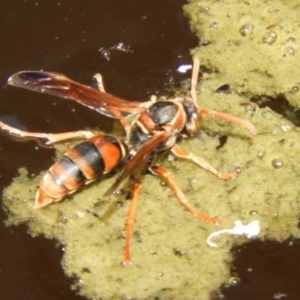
{"left": 211, "top": 22, "right": 219, "bottom": 28}
{"left": 202, "top": 40, "right": 211, "bottom": 46}
{"left": 272, "top": 158, "right": 283, "bottom": 169}
{"left": 281, "top": 124, "right": 292, "bottom": 132}
{"left": 98, "top": 48, "right": 111, "bottom": 61}
{"left": 244, "top": 102, "right": 258, "bottom": 114}
{"left": 291, "top": 85, "right": 299, "bottom": 93}
{"left": 287, "top": 37, "right": 296, "bottom": 43}
{"left": 239, "top": 23, "right": 254, "bottom": 37}
{"left": 204, "top": 7, "right": 211, "bottom": 14}
{"left": 285, "top": 47, "right": 295, "bottom": 55}
{"left": 262, "top": 31, "right": 277, "bottom": 44}
{"left": 250, "top": 210, "right": 258, "bottom": 216}
{"left": 235, "top": 166, "right": 242, "bottom": 173}
{"left": 257, "top": 151, "right": 265, "bottom": 158}
{"left": 227, "top": 276, "right": 241, "bottom": 287}
{"left": 160, "top": 180, "right": 167, "bottom": 187}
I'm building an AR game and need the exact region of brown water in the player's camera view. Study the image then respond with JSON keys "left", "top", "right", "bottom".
{"left": 0, "top": 1, "right": 300, "bottom": 299}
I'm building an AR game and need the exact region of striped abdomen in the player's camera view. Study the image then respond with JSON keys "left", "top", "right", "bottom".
{"left": 35, "top": 135, "right": 127, "bottom": 208}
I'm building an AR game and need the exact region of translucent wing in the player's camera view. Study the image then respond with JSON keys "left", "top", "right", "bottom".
{"left": 105, "top": 131, "right": 171, "bottom": 195}
{"left": 8, "top": 71, "right": 148, "bottom": 119}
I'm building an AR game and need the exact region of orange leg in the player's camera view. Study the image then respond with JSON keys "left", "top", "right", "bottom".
{"left": 200, "top": 109, "right": 256, "bottom": 134}
{"left": 94, "top": 73, "right": 131, "bottom": 134}
{"left": 123, "top": 176, "right": 142, "bottom": 266}
{"left": 191, "top": 56, "right": 200, "bottom": 104}
{"left": 93, "top": 73, "right": 106, "bottom": 93}
{"left": 0, "top": 120, "right": 94, "bottom": 145}
{"left": 149, "top": 164, "right": 219, "bottom": 224}
{"left": 171, "top": 144, "right": 236, "bottom": 180}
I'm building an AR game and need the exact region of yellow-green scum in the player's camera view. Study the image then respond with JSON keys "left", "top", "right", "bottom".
{"left": 3, "top": 1, "right": 300, "bottom": 299}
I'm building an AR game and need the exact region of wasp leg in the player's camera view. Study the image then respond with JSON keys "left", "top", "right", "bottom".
{"left": 200, "top": 109, "right": 256, "bottom": 134}
{"left": 191, "top": 56, "right": 200, "bottom": 104}
{"left": 93, "top": 73, "right": 131, "bottom": 134}
{"left": 149, "top": 164, "right": 219, "bottom": 224}
{"left": 93, "top": 73, "right": 106, "bottom": 92}
{"left": 119, "top": 118, "right": 131, "bottom": 136}
{"left": 0, "top": 120, "right": 94, "bottom": 145}
{"left": 171, "top": 144, "right": 236, "bottom": 180}
{"left": 123, "top": 176, "right": 142, "bottom": 266}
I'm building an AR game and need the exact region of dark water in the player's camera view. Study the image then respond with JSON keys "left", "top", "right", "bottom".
{"left": 221, "top": 239, "right": 300, "bottom": 300}
{"left": 0, "top": 1, "right": 299, "bottom": 300}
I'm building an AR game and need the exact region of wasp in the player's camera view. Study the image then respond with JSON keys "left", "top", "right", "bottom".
{"left": 0, "top": 57, "right": 256, "bottom": 264}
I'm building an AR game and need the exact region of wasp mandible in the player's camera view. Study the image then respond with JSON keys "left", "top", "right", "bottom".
{"left": 0, "top": 57, "right": 256, "bottom": 264}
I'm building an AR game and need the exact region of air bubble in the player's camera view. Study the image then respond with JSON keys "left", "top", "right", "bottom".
{"left": 291, "top": 85, "right": 299, "bottom": 93}
{"left": 98, "top": 48, "right": 111, "bottom": 61}
{"left": 239, "top": 24, "right": 254, "bottom": 37}
{"left": 262, "top": 31, "right": 277, "bottom": 44}
{"left": 249, "top": 210, "right": 258, "bottom": 216}
{"left": 159, "top": 181, "right": 167, "bottom": 187}
{"left": 234, "top": 166, "right": 242, "bottom": 174}
{"left": 227, "top": 276, "right": 241, "bottom": 287}
{"left": 285, "top": 47, "right": 295, "bottom": 55}
{"left": 244, "top": 102, "right": 258, "bottom": 114}
{"left": 211, "top": 22, "right": 219, "bottom": 28}
{"left": 287, "top": 37, "right": 296, "bottom": 43}
{"left": 271, "top": 158, "right": 283, "bottom": 169}
{"left": 202, "top": 40, "right": 211, "bottom": 46}
{"left": 257, "top": 151, "right": 265, "bottom": 158}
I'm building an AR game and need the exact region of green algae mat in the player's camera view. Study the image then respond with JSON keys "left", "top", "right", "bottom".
{"left": 3, "top": 1, "right": 300, "bottom": 299}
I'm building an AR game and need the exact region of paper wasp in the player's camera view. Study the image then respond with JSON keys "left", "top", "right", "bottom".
{"left": 0, "top": 57, "right": 256, "bottom": 264}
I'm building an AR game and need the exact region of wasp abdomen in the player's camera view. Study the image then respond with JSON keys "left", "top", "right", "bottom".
{"left": 35, "top": 135, "right": 127, "bottom": 209}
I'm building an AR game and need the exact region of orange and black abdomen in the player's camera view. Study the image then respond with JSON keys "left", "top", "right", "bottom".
{"left": 35, "top": 135, "right": 127, "bottom": 209}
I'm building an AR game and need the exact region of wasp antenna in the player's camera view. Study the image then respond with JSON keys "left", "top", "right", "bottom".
{"left": 200, "top": 109, "right": 257, "bottom": 134}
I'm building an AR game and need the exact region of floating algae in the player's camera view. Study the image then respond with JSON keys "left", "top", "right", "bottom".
{"left": 3, "top": 1, "right": 300, "bottom": 299}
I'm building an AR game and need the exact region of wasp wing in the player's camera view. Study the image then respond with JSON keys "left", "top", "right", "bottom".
{"left": 105, "top": 131, "right": 171, "bottom": 195}
{"left": 7, "top": 71, "right": 147, "bottom": 119}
